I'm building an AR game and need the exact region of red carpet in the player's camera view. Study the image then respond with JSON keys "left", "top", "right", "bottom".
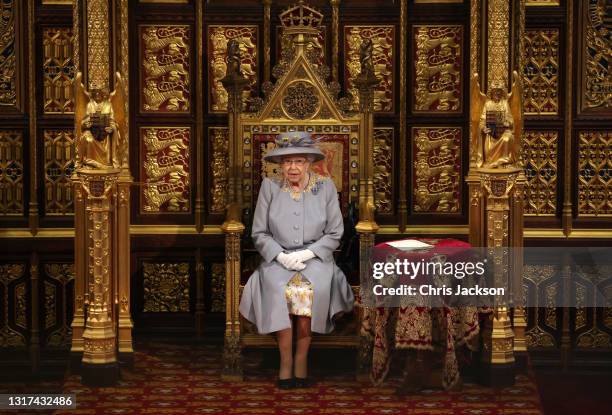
{"left": 1, "top": 341, "right": 543, "bottom": 415}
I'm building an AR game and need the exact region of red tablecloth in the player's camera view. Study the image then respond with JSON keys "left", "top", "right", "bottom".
{"left": 362, "top": 238, "right": 487, "bottom": 389}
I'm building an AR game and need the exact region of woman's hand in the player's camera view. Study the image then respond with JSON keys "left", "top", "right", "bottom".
{"left": 291, "top": 249, "right": 315, "bottom": 263}
{"left": 276, "top": 252, "right": 306, "bottom": 271}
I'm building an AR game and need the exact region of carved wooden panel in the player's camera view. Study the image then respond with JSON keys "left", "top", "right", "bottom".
{"left": 0, "top": 263, "right": 26, "bottom": 347}
{"left": 0, "top": 130, "right": 23, "bottom": 215}
{"left": 141, "top": 127, "right": 191, "bottom": 214}
{"left": 573, "top": 265, "right": 612, "bottom": 349}
{"left": 42, "top": 27, "right": 75, "bottom": 114}
{"left": 524, "top": 264, "right": 558, "bottom": 349}
{"left": 210, "top": 263, "right": 225, "bottom": 313}
{"left": 373, "top": 127, "right": 393, "bottom": 214}
{"left": 140, "top": 25, "right": 191, "bottom": 113}
{"left": 523, "top": 29, "right": 559, "bottom": 116}
{"left": 43, "top": 263, "right": 74, "bottom": 349}
{"left": 0, "top": 0, "right": 17, "bottom": 108}
{"left": 207, "top": 25, "right": 258, "bottom": 113}
{"left": 413, "top": 25, "right": 462, "bottom": 113}
{"left": 142, "top": 262, "right": 190, "bottom": 312}
{"left": 522, "top": 131, "right": 558, "bottom": 216}
{"left": 578, "top": 131, "right": 611, "bottom": 217}
{"left": 44, "top": 129, "right": 75, "bottom": 215}
{"left": 579, "top": 0, "right": 612, "bottom": 114}
{"left": 412, "top": 127, "right": 461, "bottom": 214}
{"left": 344, "top": 25, "right": 394, "bottom": 113}
{"left": 209, "top": 127, "right": 229, "bottom": 214}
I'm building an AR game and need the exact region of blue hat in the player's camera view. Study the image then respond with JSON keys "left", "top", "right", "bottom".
{"left": 263, "top": 131, "right": 325, "bottom": 163}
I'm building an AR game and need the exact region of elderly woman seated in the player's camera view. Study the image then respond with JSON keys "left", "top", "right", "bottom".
{"left": 239, "top": 131, "right": 354, "bottom": 389}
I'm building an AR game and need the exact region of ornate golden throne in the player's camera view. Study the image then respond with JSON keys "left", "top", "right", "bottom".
{"left": 220, "top": 1, "right": 379, "bottom": 380}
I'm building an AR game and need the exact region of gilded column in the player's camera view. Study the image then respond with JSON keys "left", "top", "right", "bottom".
{"left": 70, "top": 179, "right": 86, "bottom": 364}
{"left": 195, "top": 0, "right": 205, "bottom": 232}
{"left": 115, "top": 0, "right": 133, "bottom": 365}
{"left": 27, "top": 0, "right": 38, "bottom": 235}
{"left": 220, "top": 44, "right": 249, "bottom": 381}
{"left": 354, "top": 39, "right": 379, "bottom": 380}
{"left": 263, "top": 0, "right": 272, "bottom": 83}
{"left": 80, "top": 171, "right": 120, "bottom": 386}
{"left": 398, "top": 0, "right": 407, "bottom": 232}
{"left": 562, "top": 0, "right": 573, "bottom": 236}
{"left": 330, "top": 0, "right": 340, "bottom": 82}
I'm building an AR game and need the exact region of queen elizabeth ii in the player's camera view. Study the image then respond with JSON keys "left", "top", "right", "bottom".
{"left": 239, "top": 131, "right": 355, "bottom": 389}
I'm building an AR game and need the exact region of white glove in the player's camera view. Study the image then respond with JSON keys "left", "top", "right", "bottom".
{"left": 276, "top": 252, "right": 306, "bottom": 271}
{"left": 291, "top": 249, "right": 316, "bottom": 263}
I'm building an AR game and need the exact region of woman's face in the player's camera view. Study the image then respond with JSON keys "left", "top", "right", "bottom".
{"left": 280, "top": 155, "right": 310, "bottom": 185}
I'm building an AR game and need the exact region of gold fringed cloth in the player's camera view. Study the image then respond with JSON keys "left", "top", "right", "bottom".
{"left": 365, "top": 239, "right": 490, "bottom": 390}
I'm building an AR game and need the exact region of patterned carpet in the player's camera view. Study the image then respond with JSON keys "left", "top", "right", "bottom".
{"left": 1, "top": 341, "right": 543, "bottom": 415}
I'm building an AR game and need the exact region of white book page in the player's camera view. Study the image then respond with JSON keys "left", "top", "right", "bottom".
{"left": 386, "top": 239, "right": 433, "bottom": 250}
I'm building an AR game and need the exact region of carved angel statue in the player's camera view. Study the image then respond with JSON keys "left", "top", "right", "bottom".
{"left": 471, "top": 71, "right": 523, "bottom": 169}
{"left": 74, "top": 72, "right": 127, "bottom": 170}
{"left": 359, "top": 38, "right": 375, "bottom": 79}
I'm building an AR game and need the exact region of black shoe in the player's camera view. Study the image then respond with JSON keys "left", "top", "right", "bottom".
{"left": 293, "top": 377, "right": 312, "bottom": 388}
{"left": 277, "top": 378, "right": 294, "bottom": 389}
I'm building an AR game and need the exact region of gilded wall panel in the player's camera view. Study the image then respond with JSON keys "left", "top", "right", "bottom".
{"left": 210, "top": 263, "right": 225, "bottom": 313}
{"left": 208, "top": 26, "right": 258, "bottom": 113}
{"left": 578, "top": 131, "right": 611, "bottom": 216}
{"left": 44, "top": 129, "right": 75, "bottom": 215}
{"left": 42, "top": 27, "right": 75, "bottom": 114}
{"left": 209, "top": 127, "right": 229, "bottom": 214}
{"left": 373, "top": 128, "right": 393, "bottom": 214}
{"left": 141, "top": 127, "right": 190, "bottom": 214}
{"left": 575, "top": 266, "right": 612, "bottom": 348}
{"left": 0, "top": 0, "right": 17, "bottom": 107}
{"left": 143, "top": 262, "right": 190, "bottom": 313}
{"left": 0, "top": 130, "right": 23, "bottom": 215}
{"left": 580, "top": 0, "right": 612, "bottom": 113}
{"left": 44, "top": 263, "right": 74, "bottom": 348}
{"left": 86, "top": 0, "right": 110, "bottom": 90}
{"left": 523, "top": 29, "right": 559, "bottom": 115}
{"left": 344, "top": 26, "right": 394, "bottom": 113}
{"left": 412, "top": 127, "right": 461, "bottom": 214}
{"left": 522, "top": 131, "right": 557, "bottom": 216}
{"left": 0, "top": 264, "right": 26, "bottom": 347}
{"left": 141, "top": 25, "right": 190, "bottom": 112}
{"left": 413, "top": 25, "right": 462, "bottom": 113}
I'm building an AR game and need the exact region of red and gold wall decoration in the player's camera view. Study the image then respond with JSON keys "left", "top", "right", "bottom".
{"left": 208, "top": 25, "right": 258, "bottom": 113}
{"left": 344, "top": 25, "right": 394, "bottom": 113}
{"left": 578, "top": 131, "right": 611, "bottom": 217}
{"left": 412, "top": 127, "right": 461, "bottom": 214}
{"left": 413, "top": 25, "right": 462, "bottom": 113}
{"left": 42, "top": 27, "right": 75, "bottom": 114}
{"left": 0, "top": 130, "right": 23, "bottom": 215}
{"left": 140, "top": 127, "right": 191, "bottom": 214}
{"left": 140, "top": 25, "right": 191, "bottom": 113}
{"left": 522, "top": 131, "right": 558, "bottom": 216}
{"left": 43, "top": 129, "right": 75, "bottom": 215}
{"left": 523, "top": 29, "right": 559, "bottom": 116}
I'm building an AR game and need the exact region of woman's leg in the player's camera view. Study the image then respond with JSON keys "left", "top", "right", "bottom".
{"left": 277, "top": 323, "right": 293, "bottom": 380}
{"left": 294, "top": 316, "right": 312, "bottom": 378}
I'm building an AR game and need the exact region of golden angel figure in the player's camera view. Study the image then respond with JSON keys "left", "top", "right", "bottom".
{"left": 74, "top": 72, "right": 127, "bottom": 170}
{"left": 470, "top": 71, "right": 523, "bottom": 169}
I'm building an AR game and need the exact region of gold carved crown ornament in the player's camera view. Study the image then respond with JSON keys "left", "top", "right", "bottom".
{"left": 279, "top": 0, "right": 324, "bottom": 37}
